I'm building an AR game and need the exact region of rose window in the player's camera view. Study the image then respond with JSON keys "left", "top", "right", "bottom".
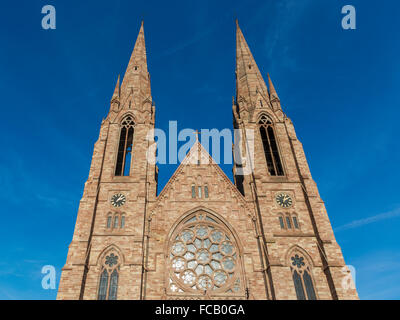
{"left": 168, "top": 212, "right": 242, "bottom": 294}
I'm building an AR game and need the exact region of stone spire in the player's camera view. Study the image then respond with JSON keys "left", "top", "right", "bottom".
{"left": 235, "top": 20, "right": 269, "bottom": 109}
{"left": 120, "top": 21, "right": 152, "bottom": 108}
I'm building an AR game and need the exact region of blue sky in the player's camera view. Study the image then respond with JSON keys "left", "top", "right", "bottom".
{"left": 0, "top": 0, "right": 399, "bottom": 299}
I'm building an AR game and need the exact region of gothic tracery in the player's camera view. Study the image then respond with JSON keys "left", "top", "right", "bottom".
{"left": 167, "top": 211, "right": 243, "bottom": 296}
{"left": 97, "top": 249, "right": 121, "bottom": 300}
{"left": 288, "top": 249, "right": 317, "bottom": 300}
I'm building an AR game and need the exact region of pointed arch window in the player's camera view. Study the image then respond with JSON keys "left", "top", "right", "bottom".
{"left": 278, "top": 213, "right": 300, "bottom": 231}
{"left": 258, "top": 115, "right": 284, "bottom": 176}
{"left": 204, "top": 185, "right": 209, "bottom": 198}
{"left": 114, "top": 215, "right": 119, "bottom": 228}
{"left": 106, "top": 213, "right": 125, "bottom": 230}
{"left": 191, "top": 185, "right": 196, "bottom": 198}
{"left": 97, "top": 252, "right": 120, "bottom": 300}
{"left": 108, "top": 269, "right": 119, "bottom": 300}
{"left": 191, "top": 184, "right": 210, "bottom": 199}
{"left": 98, "top": 269, "right": 109, "bottom": 300}
{"left": 107, "top": 214, "right": 112, "bottom": 229}
{"left": 115, "top": 116, "right": 135, "bottom": 176}
{"left": 289, "top": 252, "right": 317, "bottom": 300}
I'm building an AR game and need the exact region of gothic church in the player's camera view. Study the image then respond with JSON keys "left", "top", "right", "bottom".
{"left": 57, "top": 21, "right": 359, "bottom": 300}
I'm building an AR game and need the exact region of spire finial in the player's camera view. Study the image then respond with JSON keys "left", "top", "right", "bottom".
{"left": 235, "top": 22, "right": 270, "bottom": 107}
{"left": 120, "top": 21, "right": 151, "bottom": 106}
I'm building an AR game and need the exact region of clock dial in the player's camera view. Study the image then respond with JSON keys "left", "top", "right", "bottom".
{"left": 275, "top": 193, "right": 292, "bottom": 208}
{"left": 111, "top": 193, "right": 126, "bottom": 207}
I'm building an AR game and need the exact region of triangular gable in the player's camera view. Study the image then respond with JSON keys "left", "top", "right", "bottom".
{"left": 153, "top": 140, "right": 252, "bottom": 211}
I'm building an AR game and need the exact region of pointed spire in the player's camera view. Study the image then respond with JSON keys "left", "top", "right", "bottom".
{"left": 235, "top": 20, "right": 269, "bottom": 107}
{"left": 267, "top": 73, "right": 279, "bottom": 101}
{"left": 111, "top": 75, "right": 120, "bottom": 101}
{"left": 120, "top": 21, "right": 151, "bottom": 107}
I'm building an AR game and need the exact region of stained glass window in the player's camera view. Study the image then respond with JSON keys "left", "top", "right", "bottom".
{"left": 292, "top": 270, "right": 306, "bottom": 300}
{"left": 204, "top": 186, "right": 209, "bottom": 198}
{"left": 98, "top": 269, "right": 108, "bottom": 300}
{"left": 105, "top": 253, "right": 118, "bottom": 267}
{"left": 98, "top": 252, "right": 120, "bottom": 300}
{"left": 168, "top": 212, "right": 241, "bottom": 294}
{"left": 303, "top": 270, "right": 317, "bottom": 300}
{"left": 290, "top": 252, "right": 317, "bottom": 300}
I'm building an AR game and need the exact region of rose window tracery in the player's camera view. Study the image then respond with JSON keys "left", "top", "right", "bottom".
{"left": 168, "top": 212, "right": 242, "bottom": 295}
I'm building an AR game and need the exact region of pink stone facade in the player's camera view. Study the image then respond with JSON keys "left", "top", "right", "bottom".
{"left": 57, "top": 22, "right": 358, "bottom": 300}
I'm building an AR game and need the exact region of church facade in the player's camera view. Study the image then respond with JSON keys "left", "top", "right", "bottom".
{"left": 57, "top": 22, "right": 358, "bottom": 300}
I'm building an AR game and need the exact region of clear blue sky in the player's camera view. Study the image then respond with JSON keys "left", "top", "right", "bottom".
{"left": 0, "top": 0, "right": 399, "bottom": 300}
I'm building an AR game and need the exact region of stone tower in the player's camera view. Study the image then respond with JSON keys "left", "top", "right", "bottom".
{"left": 57, "top": 22, "right": 157, "bottom": 300}
{"left": 57, "top": 21, "right": 358, "bottom": 300}
{"left": 231, "top": 21, "right": 358, "bottom": 300}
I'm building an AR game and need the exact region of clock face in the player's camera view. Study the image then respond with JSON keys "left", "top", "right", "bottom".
{"left": 111, "top": 193, "right": 126, "bottom": 207}
{"left": 275, "top": 193, "right": 292, "bottom": 208}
